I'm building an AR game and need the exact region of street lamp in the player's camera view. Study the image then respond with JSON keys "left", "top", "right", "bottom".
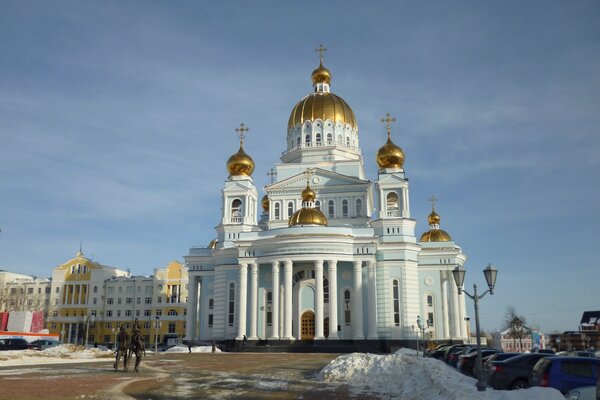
{"left": 452, "top": 263, "right": 498, "bottom": 392}
{"left": 83, "top": 315, "right": 95, "bottom": 348}
{"left": 60, "top": 328, "right": 65, "bottom": 343}
{"left": 416, "top": 315, "right": 430, "bottom": 357}
{"left": 556, "top": 337, "right": 561, "bottom": 352}
{"left": 154, "top": 316, "right": 161, "bottom": 355}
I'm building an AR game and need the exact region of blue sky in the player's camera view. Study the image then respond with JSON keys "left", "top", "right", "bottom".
{"left": 1, "top": 1, "right": 599, "bottom": 333}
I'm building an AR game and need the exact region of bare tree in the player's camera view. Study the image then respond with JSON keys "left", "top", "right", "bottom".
{"left": 503, "top": 306, "right": 530, "bottom": 351}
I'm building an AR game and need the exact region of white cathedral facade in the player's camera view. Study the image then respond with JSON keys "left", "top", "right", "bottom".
{"left": 184, "top": 54, "right": 469, "bottom": 346}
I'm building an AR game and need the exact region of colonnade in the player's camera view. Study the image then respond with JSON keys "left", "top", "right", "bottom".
{"left": 440, "top": 270, "right": 468, "bottom": 340}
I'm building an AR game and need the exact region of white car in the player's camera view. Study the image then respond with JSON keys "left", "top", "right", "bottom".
{"left": 29, "top": 339, "right": 62, "bottom": 350}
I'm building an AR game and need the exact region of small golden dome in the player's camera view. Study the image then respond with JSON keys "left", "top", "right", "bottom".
{"left": 376, "top": 137, "right": 405, "bottom": 169}
{"left": 226, "top": 144, "right": 255, "bottom": 176}
{"left": 208, "top": 239, "right": 218, "bottom": 249}
{"left": 261, "top": 195, "right": 269, "bottom": 212}
{"left": 428, "top": 211, "right": 440, "bottom": 225}
{"left": 289, "top": 208, "right": 328, "bottom": 227}
{"left": 419, "top": 229, "right": 452, "bottom": 242}
{"left": 311, "top": 62, "right": 331, "bottom": 85}
{"left": 301, "top": 185, "right": 315, "bottom": 202}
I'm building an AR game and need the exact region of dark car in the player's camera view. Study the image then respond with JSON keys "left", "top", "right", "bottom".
{"left": 443, "top": 344, "right": 468, "bottom": 366}
{"left": 484, "top": 352, "right": 521, "bottom": 375}
{"left": 428, "top": 345, "right": 452, "bottom": 360}
{"left": 486, "top": 352, "right": 554, "bottom": 390}
{"left": 0, "top": 338, "right": 40, "bottom": 351}
{"left": 458, "top": 349, "right": 502, "bottom": 376}
{"left": 530, "top": 356, "right": 600, "bottom": 394}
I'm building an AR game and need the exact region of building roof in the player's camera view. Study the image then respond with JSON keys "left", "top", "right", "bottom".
{"left": 580, "top": 311, "right": 600, "bottom": 326}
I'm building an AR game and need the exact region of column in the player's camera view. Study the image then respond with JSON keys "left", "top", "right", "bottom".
{"left": 67, "top": 323, "right": 72, "bottom": 343}
{"left": 237, "top": 263, "right": 248, "bottom": 339}
{"left": 440, "top": 271, "right": 450, "bottom": 340}
{"left": 450, "top": 275, "right": 460, "bottom": 338}
{"left": 353, "top": 260, "right": 364, "bottom": 340}
{"left": 458, "top": 287, "right": 468, "bottom": 340}
{"left": 185, "top": 276, "right": 197, "bottom": 340}
{"left": 314, "top": 260, "right": 325, "bottom": 339}
{"left": 74, "top": 323, "right": 79, "bottom": 345}
{"left": 249, "top": 263, "right": 258, "bottom": 340}
{"left": 283, "top": 260, "right": 293, "bottom": 340}
{"left": 328, "top": 260, "right": 339, "bottom": 339}
{"left": 367, "top": 260, "right": 378, "bottom": 339}
{"left": 269, "top": 261, "right": 280, "bottom": 340}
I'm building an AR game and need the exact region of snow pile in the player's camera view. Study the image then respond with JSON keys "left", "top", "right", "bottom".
{"left": 0, "top": 344, "right": 113, "bottom": 366}
{"left": 164, "top": 345, "right": 222, "bottom": 353}
{"left": 318, "top": 350, "right": 565, "bottom": 400}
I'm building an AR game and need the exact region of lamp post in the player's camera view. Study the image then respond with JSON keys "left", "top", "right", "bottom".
{"left": 555, "top": 337, "right": 561, "bottom": 352}
{"left": 60, "top": 328, "right": 65, "bottom": 343}
{"left": 416, "top": 315, "right": 430, "bottom": 357}
{"left": 411, "top": 324, "right": 420, "bottom": 356}
{"left": 154, "top": 316, "right": 161, "bottom": 355}
{"left": 452, "top": 263, "right": 498, "bottom": 392}
{"left": 83, "top": 315, "right": 95, "bottom": 348}
{"left": 112, "top": 328, "right": 117, "bottom": 348}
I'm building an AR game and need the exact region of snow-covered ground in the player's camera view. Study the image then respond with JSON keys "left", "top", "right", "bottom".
{"left": 164, "top": 345, "right": 222, "bottom": 353}
{"left": 318, "top": 349, "right": 565, "bottom": 400}
{"left": 0, "top": 344, "right": 113, "bottom": 367}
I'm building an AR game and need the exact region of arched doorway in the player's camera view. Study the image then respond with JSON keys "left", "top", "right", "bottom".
{"left": 301, "top": 310, "right": 315, "bottom": 340}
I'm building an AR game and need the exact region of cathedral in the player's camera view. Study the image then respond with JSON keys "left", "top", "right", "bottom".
{"left": 184, "top": 48, "right": 469, "bottom": 346}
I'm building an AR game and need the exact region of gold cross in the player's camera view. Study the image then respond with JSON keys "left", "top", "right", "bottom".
{"left": 303, "top": 168, "right": 314, "bottom": 185}
{"left": 266, "top": 168, "right": 277, "bottom": 184}
{"left": 235, "top": 123, "right": 249, "bottom": 143}
{"left": 428, "top": 195, "right": 437, "bottom": 211}
{"left": 380, "top": 113, "right": 396, "bottom": 138}
{"left": 315, "top": 44, "right": 327, "bottom": 63}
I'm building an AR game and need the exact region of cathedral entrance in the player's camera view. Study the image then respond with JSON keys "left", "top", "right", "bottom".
{"left": 301, "top": 311, "right": 315, "bottom": 340}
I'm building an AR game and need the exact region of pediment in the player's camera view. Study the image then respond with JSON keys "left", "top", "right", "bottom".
{"left": 376, "top": 173, "right": 408, "bottom": 185}
{"left": 266, "top": 168, "right": 369, "bottom": 193}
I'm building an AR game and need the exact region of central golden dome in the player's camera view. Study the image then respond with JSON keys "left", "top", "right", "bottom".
{"left": 288, "top": 61, "right": 357, "bottom": 129}
{"left": 289, "top": 182, "right": 328, "bottom": 227}
{"left": 376, "top": 137, "right": 405, "bottom": 169}
{"left": 226, "top": 144, "right": 255, "bottom": 176}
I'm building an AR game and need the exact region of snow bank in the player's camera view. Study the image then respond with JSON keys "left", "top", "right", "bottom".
{"left": 164, "top": 345, "right": 221, "bottom": 353}
{"left": 0, "top": 344, "right": 113, "bottom": 367}
{"left": 318, "top": 350, "right": 564, "bottom": 400}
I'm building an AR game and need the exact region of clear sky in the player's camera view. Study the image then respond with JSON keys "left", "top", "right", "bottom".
{"left": 1, "top": 1, "right": 599, "bottom": 334}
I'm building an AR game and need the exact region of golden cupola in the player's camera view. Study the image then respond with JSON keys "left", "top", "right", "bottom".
{"left": 226, "top": 123, "right": 255, "bottom": 177}
{"left": 376, "top": 113, "right": 405, "bottom": 169}
{"left": 288, "top": 47, "right": 357, "bottom": 130}
{"left": 420, "top": 200, "right": 452, "bottom": 242}
{"left": 289, "top": 172, "right": 328, "bottom": 227}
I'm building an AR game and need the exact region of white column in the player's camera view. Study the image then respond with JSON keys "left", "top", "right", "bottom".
{"left": 269, "top": 261, "right": 280, "bottom": 340}
{"left": 314, "top": 260, "right": 325, "bottom": 339}
{"left": 353, "top": 260, "right": 364, "bottom": 340}
{"left": 328, "top": 260, "right": 339, "bottom": 339}
{"left": 74, "top": 323, "right": 79, "bottom": 344}
{"left": 450, "top": 275, "right": 460, "bottom": 338}
{"left": 237, "top": 263, "right": 248, "bottom": 339}
{"left": 185, "top": 276, "right": 197, "bottom": 340}
{"left": 441, "top": 271, "right": 450, "bottom": 340}
{"left": 367, "top": 260, "right": 378, "bottom": 339}
{"left": 67, "top": 323, "right": 72, "bottom": 343}
{"left": 249, "top": 263, "right": 258, "bottom": 340}
{"left": 458, "top": 288, "right": 468, "bottom": 340}
{"left": 283, "top": 260, "right": 293, "bottom": 340}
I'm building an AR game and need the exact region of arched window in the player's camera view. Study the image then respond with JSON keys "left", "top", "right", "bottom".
{"left": 427, "top": 295, "right": 433, "bottom": 307}
{"left": 355, "top": 199, "right": 362, "bottom": 216}
{"left": 208, "top": 298, "right": 214, "bottom": 309}
{"left": 287, "top": 201, "right": 294, "bottom": 218}
{"left": 274, "top": 202, "right": 280, "bottom": 219}
{"left": 346, "top": 136, "right": 350, "bottom": 146}
{"left": 342, "top": 199, "right": 349, "bottom": 217}
{"left": 316, "top": 133, "right": 322, "bottom": 144}
{"left": 393, "top": 279, "right": 400, "bottom": 326}
{"left": 386, "top": 192, "right": 399, "bottom": 210}
{"left": 168, "top": 309, "right": 177, "bottom": 316}
{"left": 327, "top": 132, "right": 332, "bottom": 143}
{"left": 228, "top": 283, "right": 235, "bottom": 327}
{"left": 296, "top": 136, "right": 301, "bottom": 146}
{"left": 328, "top": 200, "right": 335, "bottom": 218}
{"left": 93, "top": 286, "right": 98, "bottom": 293}
{"left": 305, "top": 134, "right": 311, "bottom": 145}
{"left": 231, "top": 199, "right": 242, "bottom": 222}
{"left": 315, "top": 200, "right": 321, "bottom": 210}
{"left": 266, "top": 290, "right": 272, "bottom": 326}
{"left": 208, "top": 298, "right": 214, "bottom": 328}
{"left": 344, "top": 290, "right": 351, "bottom": 325}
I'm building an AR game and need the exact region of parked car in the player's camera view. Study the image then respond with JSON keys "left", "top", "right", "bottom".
{"left": 458, "top": 349, "right": 502, "bottom": 376}
{"left": 486, "top": 352, "right": 554, "bottom": 390}
{"left": 425, "top": 344, "right": 450, "bottom": 358}
{"left": 428, "top": 345, "right": 452, "bottom": 360}
{"left": 529, "top": 356, "right": 600, "bottom": 394}
{"left": 565, "top": 385, "right": 597, "bottom": 400}
{"left": 557, "top": 351, "right": 599, "bottom": 358}
{"left": 0, "top": 338, "right": 40, "bottom": 351}
{"left": 30, "top": 339, "right": 62, "bottom": 350}
{"left": 443, "top": 344, "right": 468, "bottom": 366}
{"left": 484, "top": 352, "right": 521, "bottom": 376}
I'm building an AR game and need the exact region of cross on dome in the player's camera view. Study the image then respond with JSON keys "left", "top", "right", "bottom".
{"left": 266, "top": 168, "right": 277, "bottom": 184}
{"left": 381, "top": 113, "right": 396, "bottom": 138}
{"left": 235, "top": 123, "right": 249, "bottom": 144}
{"left": 315, "top": 44, "right": 327, "bottom": 63}
{"left": 303, "top": 168, "right": 314, "bottom": 185}
{"left": 428, "top": 195, "right": 437, "bottom": 211}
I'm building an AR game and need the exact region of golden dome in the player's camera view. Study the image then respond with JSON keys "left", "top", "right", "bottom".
{"left": 289, "top": 207, "right": 328, "bottom": 227}
{"left": 311, "top": 62, "right": 331, "bottom": 85}
{"left": 428, "top": 210, "right": 440, "bottom": 225}
{"left": 419, "top": 229, "right": 452, "bottom": 242}
{"left": 208, "top": 239, "right": 218, "bottom": 249}
{"left": 301, "top": 185, "right": 316, "bottom": 202}
{"left": 226, "top": 144, "right": 255, "bottom": 176}
{"left": 261, "top": 195, "right": 269, "bottom": 212}
{"left": 376, "top": 137, "right": 405, "bottom": 169}
{"left": 288, "top": 92, "right": 357, "bottom": 130}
